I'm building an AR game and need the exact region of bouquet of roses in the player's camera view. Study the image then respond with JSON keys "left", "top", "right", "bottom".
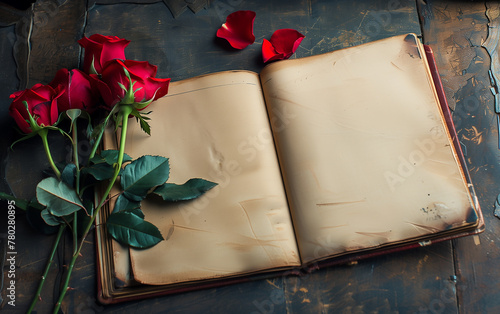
{"left": 2, "top": 34, "right": 217, "bottom": 313}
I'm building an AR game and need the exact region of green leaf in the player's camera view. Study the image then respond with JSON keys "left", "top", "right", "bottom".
{"left": 127, "top": 208, "right": 145, "bottom": 219}
{"left": 61, "top": 163, "right": 76, "bottom": 188}
{"left": 89, "top": 56, "right": 98, "bottom": 75}
{"left": 43, "top": 162, "right": 66, "bottom": 179}
{"left": 117, "top": 81, "right": 127, "bottom": 92}
{"left": 65, "top": 109, "right": 82, "bottom": 134}
{"left": 0, "top": 192, "right": 38, "bottom": 211}
{"left": 24, "top": 200, "right": 60, "bottom": 234}
{"left": 83, "top": 199, "right": 94, "bottom": 217}
{"left": 90, "top": 122, "right": 105, "bottom": 142}
{"left": 130, "top": 108, "right": 151, "bottom": 135}
{"left": 106, "top": 211, "right": 163, "bottom": 249}
{"left": 121, "top": 155, "right": 170, "bottom": 201}
{"left": 41, "top": 208, "right": 66, "bottom": 226}
{"left": 36, "top": 177, "right": 85, "bottom": 217}
{"left": 90, "top": 150, "right": 132, "bottom": 165}
{"left": 10, "top": 131, "right": 38, "bottom": 150}
{"left": 77, "top": 201, "right": 94, "bottom": 237}
{"left": 66, "top": 108, "right": 82, "bottom": 122}
{"left": 154, "top": 178, "right": 217, "bottom": 202}
{"left": 86, "top": 122, "right": 94, "bottom": 145}
{"left": 83, "top": 162, "right": 116, "bottom": 180}
{"left": 85, "top": 150, "right": 133, "bottom": 180}
{"left": 113, "top": 194, "right": 141, "bottom": 214}
{"left": 0, "top": 194, "right": 56, "bottom": 233}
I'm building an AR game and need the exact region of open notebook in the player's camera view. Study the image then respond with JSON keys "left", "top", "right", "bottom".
{"left": 96, "top": 33, "right": 483, "bottom": 303}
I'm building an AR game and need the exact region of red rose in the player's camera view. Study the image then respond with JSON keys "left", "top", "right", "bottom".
{"left": 93, "top": 59, "right": 170, "bottom": 110}
{"left": 9, "top": 84, "right": 62, "bottom": 134}
{"left": 78, "top": 34, "right": 130, "bottom": 75}
{"left": 49, "top": 68, "right": 100, "bottom": 113}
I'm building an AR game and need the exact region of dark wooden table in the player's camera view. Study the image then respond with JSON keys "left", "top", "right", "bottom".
{"left": 1, "top": 0, "right": 499, "bottom": 313}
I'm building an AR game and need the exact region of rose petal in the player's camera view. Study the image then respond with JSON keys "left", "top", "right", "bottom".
{"left": 262, "top": 39, "right": 284, "bottom": 63}
{"left": 91, "top": 70, "right": 122, "bottom": 109}
{"left": 270, "top": 29, "right": 305, "bottom": 55}
{"left": 100, "top": 60, "right": 130, "bottom": 95}
{"left": 69, "top": 70, "right": 99, "bottom": 112}
{"left": 96, "top": 59, "right": 170, "bottom": 109}
{"left": 216, "top": 10, "right": 256, "bottom": 49}
{"left": 78, "top": 34, "right": 130, "bottom": 74}
{"left": 142, "top": 77, "right": 171, "bottom": 102}
{"left": 8, "top": 84, "right": 62, "bottom": 133}
{"left": 49, "top": 68, "right": 99, "bottom": 112}
{"left": 10, "top": 90, "right": 24, "bottom": 99}
{"left": 123, "top": 60, "right": 158, "bottom": 80}
{"left": 99, "top": 39, "right": 130, "bottom": 69}
{"left": 262, "top": 29, "right": 305, "bottom": 63}
{"left": 10, "top": 108, "right": 31, "bottom": 134}
{"left": 10, "top": 87, "right": 47, "bottom": 105}
{"left": 30, "top": 83, "right": 55, "bottom": 101}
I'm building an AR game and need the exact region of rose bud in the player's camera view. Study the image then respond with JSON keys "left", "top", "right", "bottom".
{"left": 78, "top": 34, "right": 130, "bottom": 75}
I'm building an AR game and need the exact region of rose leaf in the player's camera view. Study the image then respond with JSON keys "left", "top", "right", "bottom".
{"left": 36, "top": 177, "right": 85, "bottom": 217}
{"left": 121, "top": 155, "right": 170, "bottom": 201}
{"left": 90, "top": 149, "right": 132, "bottom": 165}
{"left": 83, "top": 162, "right": 116, "bottom": 181}
{"left": 113, "top": 194, "right": 142, "bottom": 215}
{"left": 106, "top": 211, "right": 163, "bottom": 249}
{"left": 153, "top": 178, "right": 218, "bottom": 202}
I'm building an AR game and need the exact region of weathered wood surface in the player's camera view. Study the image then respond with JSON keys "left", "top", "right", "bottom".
{"left": 419, "top": 1, "right": 500, "bottom": 313}
{"left": 0, "top": 0, "right": 497, "bottom": 313}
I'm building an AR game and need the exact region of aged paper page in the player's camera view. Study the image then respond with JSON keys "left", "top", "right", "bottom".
{"left": 261, "top": 34, "right": 478, "bottom": 263}
{"left": 106, "top": 71, "right": 300, "bottom": 285}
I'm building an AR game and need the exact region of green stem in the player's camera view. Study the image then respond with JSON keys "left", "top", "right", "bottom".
{"left": 93, "top": 105, "right": 131, "bottom": 214}
{"left": 72, "top": 122, "right": 80, "bottom": 194}
{"left": 72, "top": 213, "right": 78, "bottom": 256}
{"left": 39, "top": 129, "right": 61, "bottom": 180}
{"left": 71, "top": 124, "right": 80, "bottom": 256}
{"left": 52, "top": 105, "right": 133, "bottom": 314}
{"left": 27, "top": 224, "right": 65, "bottom": 313}
{"left": 88, "top": 107, "right": 117, "bottom": 161}
{"left": 88, "top": 127, "right": 103, "bottom": 162}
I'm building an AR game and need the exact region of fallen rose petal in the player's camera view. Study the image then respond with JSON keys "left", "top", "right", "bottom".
{"left": 262, "top": 29, "right": 305, "bottom": 63}
{"left": 262, "top": 39, "right": 283, "bottom": 63}
{"left": 216, "top": 10, "right": 256, "bottom": 49}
